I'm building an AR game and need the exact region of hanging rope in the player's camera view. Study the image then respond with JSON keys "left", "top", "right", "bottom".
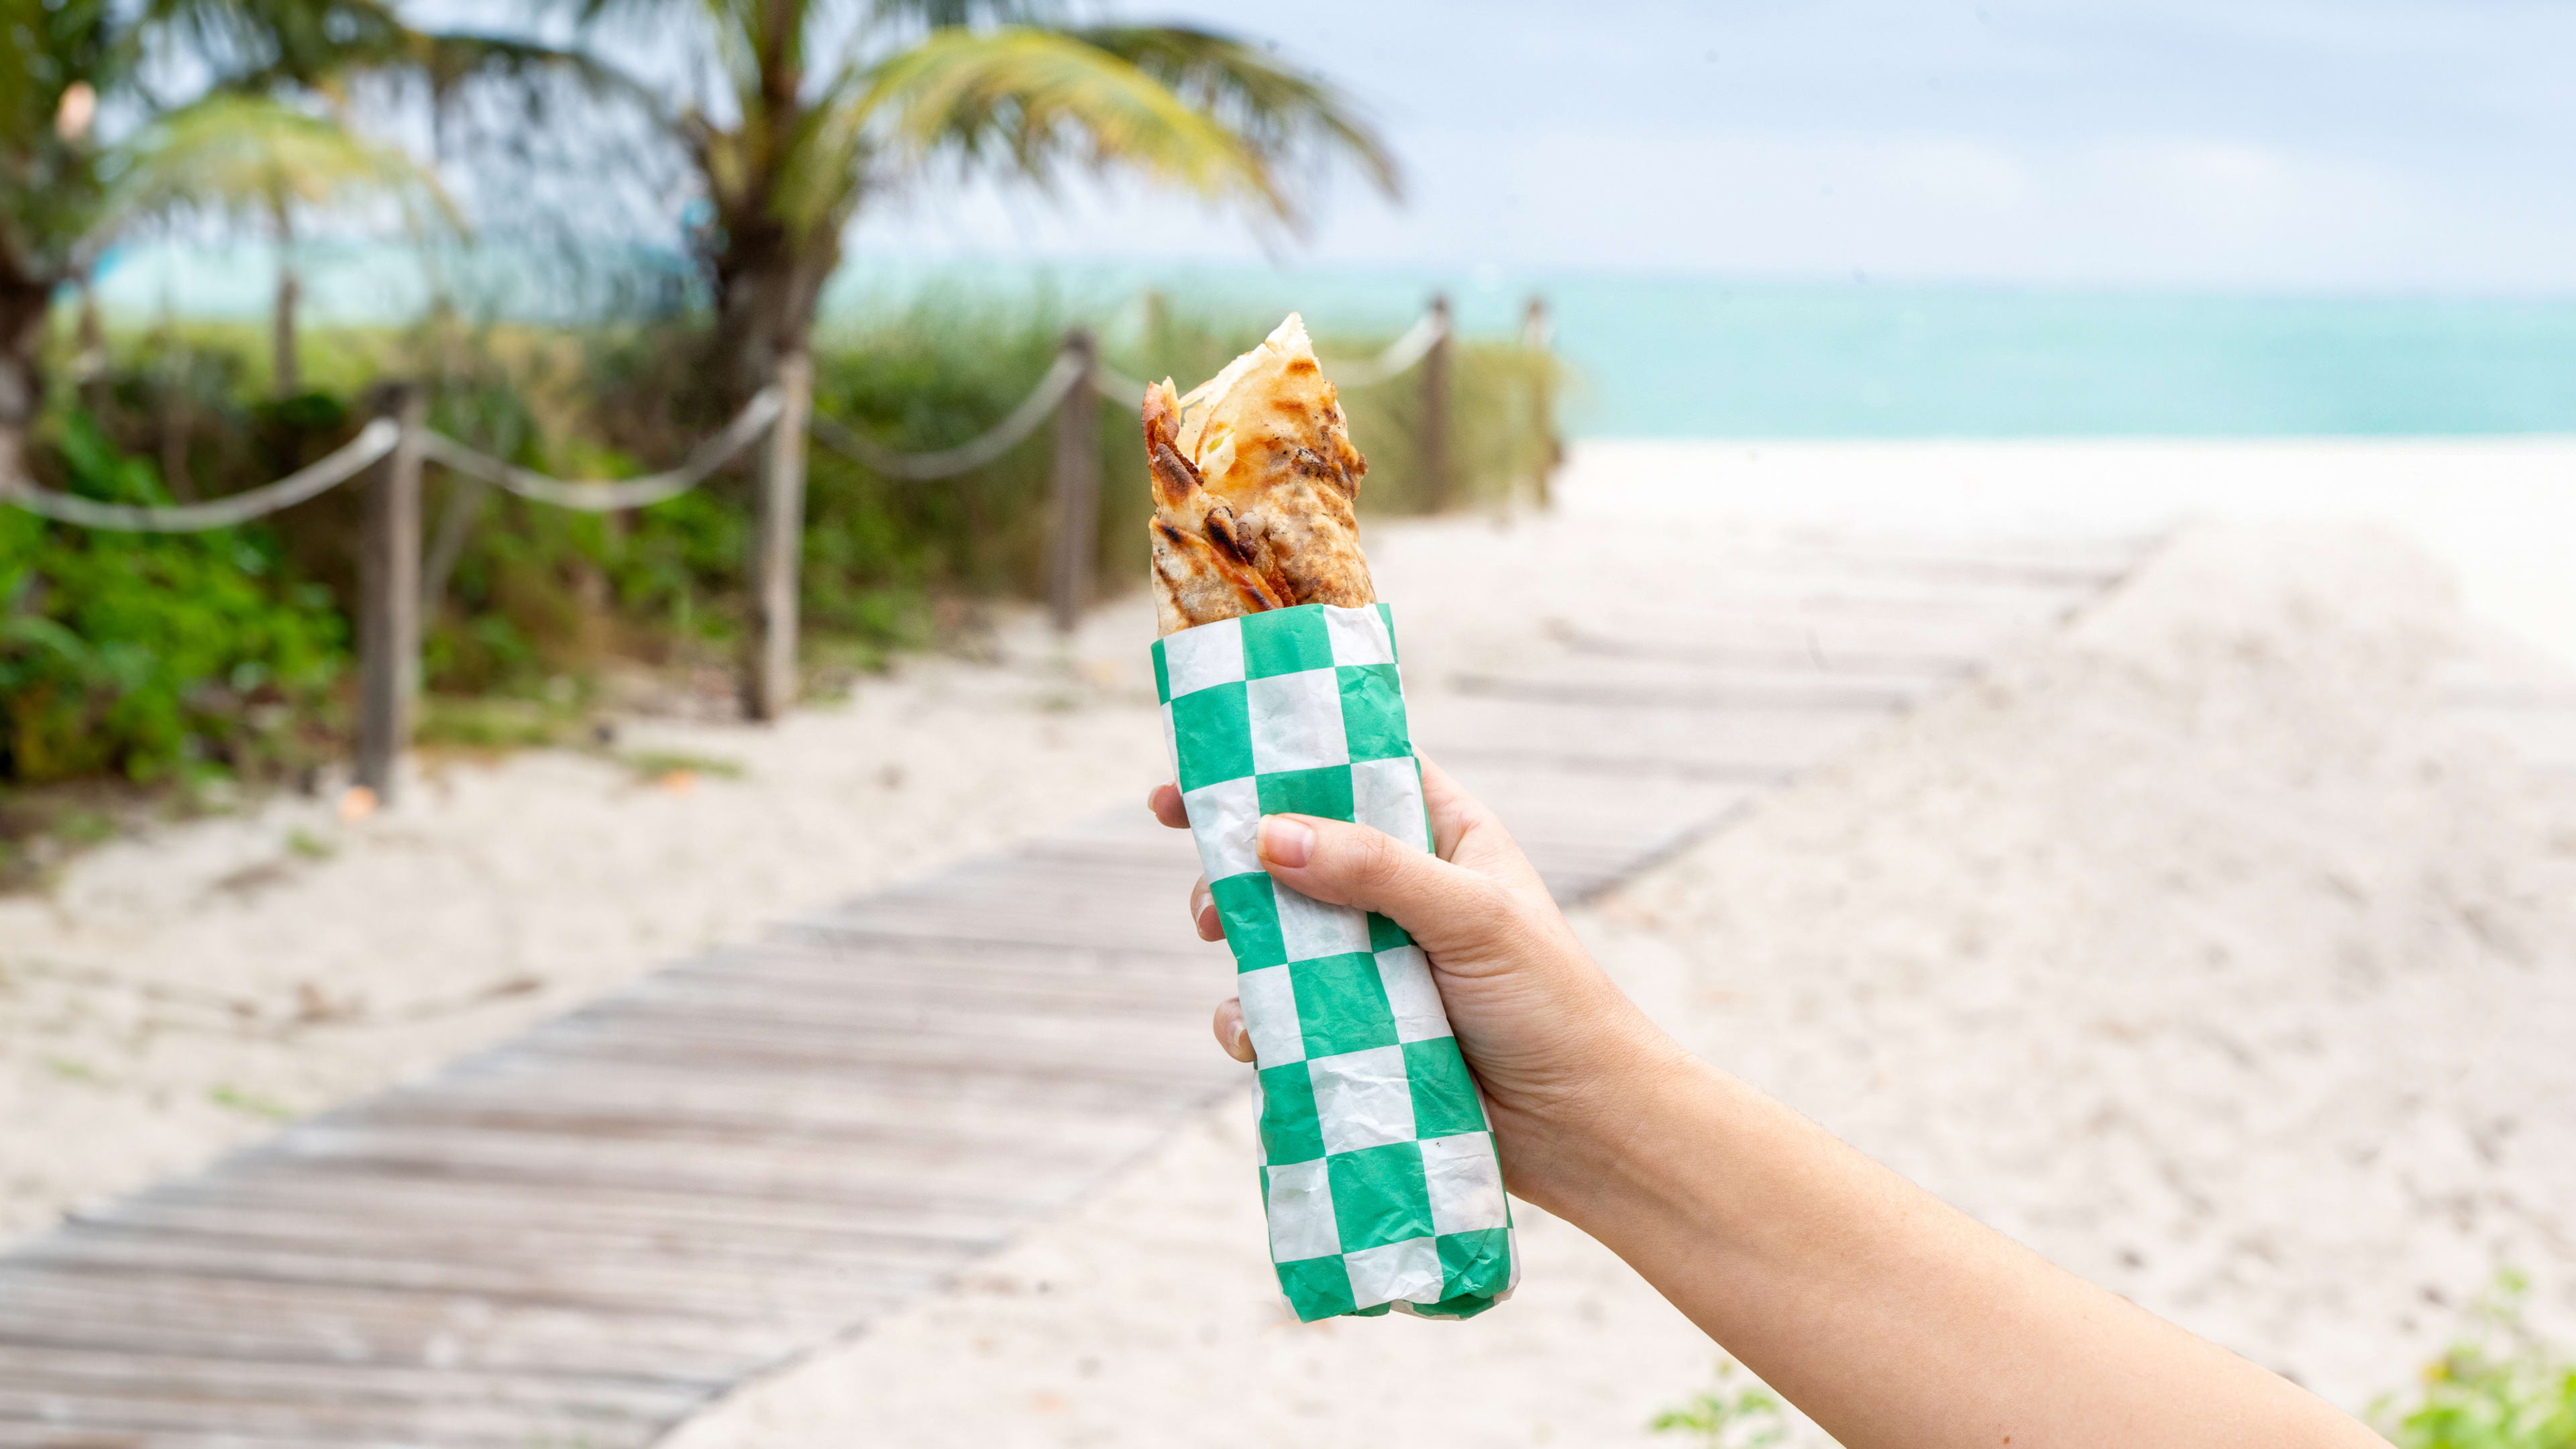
{"left": 1092, "top": 364, "right": 1155, "bottom": 408}
{"left": 1321, "top": 312, "right": 1448, "bottom": 388}
{"left": 420, "top": 388, "right": 782, "bottom": 511}
{"left": 1087, "top": 311, "right": 1449, "bottom": 412}
{"left": 806, "top": 350, "right": 1085, "bottom": 481}
{"left": 0, "top": 304, "right": 1463, "bottom": 531}
{"left": 0, "top": 420, "right": 399, "bottom": 532}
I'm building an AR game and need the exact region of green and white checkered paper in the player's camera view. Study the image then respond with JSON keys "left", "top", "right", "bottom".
{"left": 1152, "top": 602, "right": 1517, "bottom": 1322}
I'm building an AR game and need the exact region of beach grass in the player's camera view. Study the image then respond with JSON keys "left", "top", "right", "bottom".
{"left": 4, "top": 297, "right": 1556, "bottom": 790}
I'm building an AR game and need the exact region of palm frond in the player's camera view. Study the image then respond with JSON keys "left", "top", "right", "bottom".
{"left": 814, "top": 25, "right": 1286, "bottom": 235}
{"left": 1073, "top": 25, "right": 1399, "bottom": 203}
{"left": 142, "top": 0, "right": 415, "bottom": 90}
{"left": 1, "top": 0, "right": 131, "bottom": 278}
{"left": 398, "top": 30, "right": 667, "bottom": 121}
{"left": 864, "top": 0, "right": 1059, "bottom": 30}
{"left": 113, "top": 93, "right": 463, "bottom": 237}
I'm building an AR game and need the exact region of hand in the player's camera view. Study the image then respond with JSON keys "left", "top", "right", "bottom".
{"left": 1149, "top": 767, "right": 2383, "bottom": 1449}
{"left": 1146, "top": 756, "right": 1686, "bottom": 1214}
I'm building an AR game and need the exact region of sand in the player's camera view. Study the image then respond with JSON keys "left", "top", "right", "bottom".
{"left": 661, "top": 518, "right": 2576, "bottom": 1448}
{"left": 5, "top": 441, "right": 2575, "bottom": 1444}
{"left": 0, "top": 625, "right": 1171, "bottom": 1240}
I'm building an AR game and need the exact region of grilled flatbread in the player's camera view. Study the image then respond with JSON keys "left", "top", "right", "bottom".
{"left": 1148, "top": 314, "right": 1375, "bottom": 635}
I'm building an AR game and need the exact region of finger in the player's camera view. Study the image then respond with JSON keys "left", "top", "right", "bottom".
{"left": 1417, "top": 755, "right": 1550, "bottom": 895}
{"left": 1255, "top": 812, "right": 1514, "bottom": 955}
{"left": 1212, "top": 998, "right": 1254, "bottom": 1063}
{"left": 1416, "top": 755, "right": 1490, "bottom": 861}
{"left": 1189, "top": 875, "right": 1222, "bottom": 941}
{"left": 1146, "top": 782, "right": 1189, "bottom": 830}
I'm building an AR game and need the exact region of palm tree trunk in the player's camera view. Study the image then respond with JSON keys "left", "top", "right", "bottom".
{"left": 272, "top": 266, "right": 301, "bottom": 398}
{"left": 712, "top": 216, "right": 835, "bottom": 403}
{"left": 0, "top": 274, "right": 50, "bottom": 492}
{"left": 74, "top": 283, "right": 109, "bottom": 417}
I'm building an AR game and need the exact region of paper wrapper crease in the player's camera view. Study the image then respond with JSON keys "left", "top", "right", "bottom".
{"left": 1152, "top": 602, "right": 1519, "bottom": 1322}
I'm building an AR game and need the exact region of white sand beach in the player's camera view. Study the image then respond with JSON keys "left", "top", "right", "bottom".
{"left": 5, "top": 439, "right": 2575, "bottom": 1442}
{"left": 660, "top": 517, "right": 2576, "bottom": 1447}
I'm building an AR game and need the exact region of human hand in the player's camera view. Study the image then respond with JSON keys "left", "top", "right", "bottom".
{"left": 1146, "top": 757, "right": 1686, "bottom": 1212}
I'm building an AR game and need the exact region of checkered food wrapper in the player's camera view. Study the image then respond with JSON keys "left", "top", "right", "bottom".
{"left": 1152, "top": 602, "right": 1517, "bottom": 1322}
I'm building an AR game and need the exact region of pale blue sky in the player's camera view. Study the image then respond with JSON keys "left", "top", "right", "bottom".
{"left": 855, "top": 0, "right": 2576, "bottom": 293}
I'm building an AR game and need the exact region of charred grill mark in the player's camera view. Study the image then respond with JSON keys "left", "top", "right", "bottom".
{"left": 1148, "top": 441, "right": 1205, "bottom": 513}
{"left": 1231, "top": 575, "right": 1286, "bottom": 612}
{"left": 1142, "top": 384, "right": 1183, "bottom": 450}
{"left": 1153, "top": 517, "right": 1284, "bottom": 616}
{"left": 1204, "top": 504, "right": 1297, "bottom": 604}
{"left": 1289, "top": 445, "right": 1361, "bottom": 500}
{"left": 1202, "top": 507, "right": 1253, "bottom": 564}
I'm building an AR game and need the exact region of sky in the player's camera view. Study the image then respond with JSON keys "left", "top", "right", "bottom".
{"left": 853, "top": 0, "right": 2576, "bottom": 294}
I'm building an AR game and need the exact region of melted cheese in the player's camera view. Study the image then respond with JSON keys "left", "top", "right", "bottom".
{"left": 1177, "top": 313, "right": 1313, "bottom": 482}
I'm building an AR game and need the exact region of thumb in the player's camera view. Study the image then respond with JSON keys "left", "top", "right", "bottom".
{"left": 1256, "top": 813, "right": 1511, "bottom": 955}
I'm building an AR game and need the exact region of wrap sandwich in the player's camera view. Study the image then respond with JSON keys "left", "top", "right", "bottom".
{"left": 1147, "top": 313, "right": 1376, "bottom": 637}
{"left": 1145, "top": 316, "right": 1518, "bottom": 1322}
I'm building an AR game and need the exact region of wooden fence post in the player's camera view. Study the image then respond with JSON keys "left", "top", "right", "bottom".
{"left": 1521, "top": 294, "right": 1560, "bottom": 511}
{"left": 743, "top": 352, "right": 812, "bottom": 722}
{"left": 1049, "top": 330, "right": 1099, "bottom": 635}
{"left": 1420, "top": 294, "right": 1454, "bottom": 511}
{"left": 356, "top": 386, "right": 425, "bottom": 802}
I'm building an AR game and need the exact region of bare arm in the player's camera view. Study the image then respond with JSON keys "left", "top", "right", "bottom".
{"left": 1150, "top": 761, "right": 2379, "bottom": 1449}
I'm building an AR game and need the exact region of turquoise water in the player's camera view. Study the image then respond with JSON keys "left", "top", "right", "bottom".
{"left": 826, "top": 262, "right": 2576, "bottom": 440}
{"left": 97, "top": 244, "right": 2576, "bottom": 439}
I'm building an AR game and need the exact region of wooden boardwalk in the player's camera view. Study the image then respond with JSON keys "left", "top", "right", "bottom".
{"left": 0, "top": 533, "right": 2153, "bottom": 1448}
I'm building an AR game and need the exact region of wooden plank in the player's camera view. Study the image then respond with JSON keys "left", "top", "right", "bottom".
{"left": 1452, "top": 672, "right": 1917, "bottom": 712}
{"left": 0, "top": 1345, "right": 698, "bottom": 1417}
{"left": 1453, "top": 649, "right": 1968, "bottom": 696}
{"left": 0, "top": 1272, "right": 800, "bottom": 1382}
{"left": 425, "top": 1042, "right": 1215, "bottom": 1118}
{"left": 12, "top": 1233, "right": 904, "bottom": 1330}
{"left": 0, "top": 1420, "right": 506, "bottom": 1449}
{"left": 248, "top": 1118, "right": 1169, "bottom": 1209}
{"left": 0, "top": 1386, "right": 630, "bottom": 1449}
{"left": 1414, "top": 696, "right": 1886, "bottom": 775}
{"left": 77, "top": 1177, "right": 1009, "bottom": 1265}
{"left": 44, "top": 1213, "right": 973, "bottom": 1300}
{"left": 1554, "top": 628, "right": 1983, "bottom": 676}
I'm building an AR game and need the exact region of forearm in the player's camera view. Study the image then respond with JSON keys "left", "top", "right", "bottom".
{"left": 1511, "top": 1050, "right": 2379, "bottom": 1449}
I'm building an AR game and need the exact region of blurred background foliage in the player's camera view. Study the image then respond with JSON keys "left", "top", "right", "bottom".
{"left": 0, "top": 0, "right": 1567, "bottom": 810}
{"left": 0, "top": 297, "right": 1558, "bottom": 788}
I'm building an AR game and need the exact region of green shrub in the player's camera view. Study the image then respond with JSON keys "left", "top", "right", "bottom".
{"left": 2376, "top": 1272, "right": 2576, "bottom": 1449}
{"left": 11, "top": 296, "right": 1557, "bottom": 790}
{"left": 1652, "top": 1359, "right": 1803, "bottom": 1448}
{"left": 1, "top": 415, "right": 346, "bottom": 784}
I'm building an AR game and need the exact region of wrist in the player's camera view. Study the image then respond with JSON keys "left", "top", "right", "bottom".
{"left": 1491, "top": 1005, "right": 1707, "bottom": 1222}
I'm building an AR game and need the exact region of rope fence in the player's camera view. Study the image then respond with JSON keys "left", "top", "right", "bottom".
{"left": 3, "top": 419, "right": 400, "bottom": 531}
{"left": 808, "top": 351, "right": 1085, "bottom": 481}
{"left": 421, "top": 389, "right": 783, "bottom": 511}
{"left": 2, "top": 294, "right": 1538, "bottom": 804}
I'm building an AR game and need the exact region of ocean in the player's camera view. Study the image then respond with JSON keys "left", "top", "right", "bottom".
{"left": 95, "top": 244, "right": 2576, "bottom": 440}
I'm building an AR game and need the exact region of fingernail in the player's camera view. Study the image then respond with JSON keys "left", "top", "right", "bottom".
{"left": 1258, "top": 815, "right": 1313, "bottom": 868}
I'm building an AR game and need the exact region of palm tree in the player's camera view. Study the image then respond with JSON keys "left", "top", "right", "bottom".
{"left": 117, "top": 95, "right": 463, "bottom": 396}
{"left": 0, "top": 0, "right": 590, "bottom": 478}
{"left": 1, "top": 0, "right": 123, "bottom": 485}
{"left": 564, "top": 0, "right": 1400, "bottom": 396}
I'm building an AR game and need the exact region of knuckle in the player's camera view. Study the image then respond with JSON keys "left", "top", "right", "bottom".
{"left": 1440, "top": 874, "right": 1521, "bottom": 950}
